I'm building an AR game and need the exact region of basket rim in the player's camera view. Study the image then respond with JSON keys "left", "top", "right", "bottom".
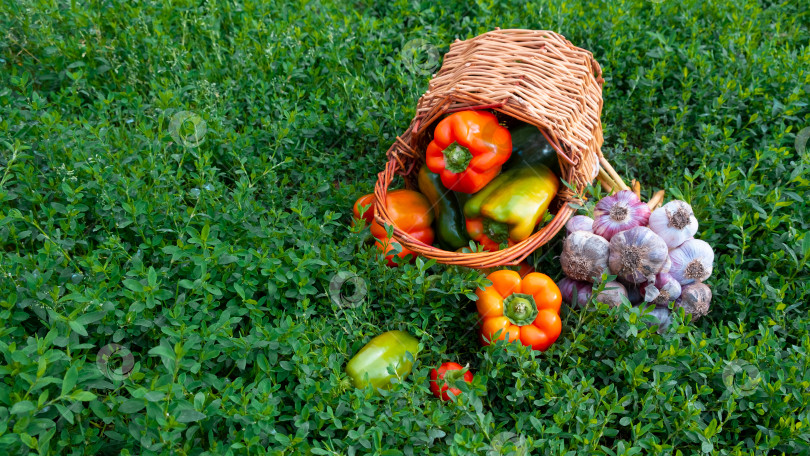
{"left": 373, "top": 152, "right": 629, "bottom": 267}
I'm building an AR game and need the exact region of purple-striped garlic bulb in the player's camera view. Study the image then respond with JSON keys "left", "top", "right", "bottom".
{"left": 648, "top": 200, "right": 698, "bottom": 249}
{"left": 592, "top": 190, "right": 651, "bottom": 241}
{"left": 557, "top": 277, "right": 593, "bottom": 308}
{"left": 608, "top": 227, "right": 669, "bottom": 283}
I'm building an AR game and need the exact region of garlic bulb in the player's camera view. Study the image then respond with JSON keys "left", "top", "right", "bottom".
{"left": 660, "top": 255, "right": 672, "bottom": 274}
{"left": 648, "top": 200, "right": 698, "bottom": 248}
{"left": 675, "top": 282, "right": 712, "bottom": 320}
{"left": 608, "top": 227, "right": 669, "bottom": 283}
{"left": 647, "top": 307, "right": 672, "bottom": 332}
{"left": 669, "top": 239, "right": 714, "bottom": 285}
{"left": 557, "top": 277, "right": 593, "bottom": 307}
{"left": 594, "top": 281, "right": 628, "bottom": 308}
{"left": 592, "top": 190, "right": 651, "bottom": 241}
{"left": 641, "top": 272, "right": 682, "bottom": 308}
{"left": 566, "top": 215, "right": 594, "bottom": 234}
{"left": 561, "top": 231, "right": 610, "bottom": 282}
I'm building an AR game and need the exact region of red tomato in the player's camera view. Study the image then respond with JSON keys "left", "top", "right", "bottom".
{"left": 429, "top": 362, "right": 474, "bottom": 401}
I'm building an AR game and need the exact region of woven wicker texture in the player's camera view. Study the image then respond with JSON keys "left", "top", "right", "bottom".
{"left": 374, "top": 29, "right": 611, "bottom": 268}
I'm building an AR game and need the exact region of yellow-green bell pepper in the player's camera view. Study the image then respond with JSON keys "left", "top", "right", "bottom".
{"left": 464, "top": 164, "right": 559, "bottom": 250}
{"left": 345, "top": 330, "right": 419, "bottom": 391}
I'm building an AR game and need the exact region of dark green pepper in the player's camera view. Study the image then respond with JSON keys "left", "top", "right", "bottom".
{"left": 502, "top": 123, "right": 561, "bottom": 176}
{"left": 418, "top": 165, "right": 470, "bottom": 250}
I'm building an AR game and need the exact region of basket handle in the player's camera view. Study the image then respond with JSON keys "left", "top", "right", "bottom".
{"left": 596, "top": 156, "right": 629, "bottom": 192}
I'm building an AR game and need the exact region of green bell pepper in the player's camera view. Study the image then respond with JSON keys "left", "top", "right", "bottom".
{"left": 502, "top": 123, "right": 561, "bottom": 176}
{"left": 345, "top": 330, "right": 419, "bottom": 391}
{"left": 464, "top": 163, "right": 559, "bottom": 249}
{"left": 417, "top": 166, "right": 469, "bottom": 250}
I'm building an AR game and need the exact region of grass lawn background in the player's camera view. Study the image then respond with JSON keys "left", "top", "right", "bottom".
{"left": 1, "top": 0, "right": 809, "bottom": 454}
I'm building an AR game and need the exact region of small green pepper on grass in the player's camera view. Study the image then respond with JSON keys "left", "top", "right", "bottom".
{"left": 345, "top": 331, "right": 419, "bottom": 392}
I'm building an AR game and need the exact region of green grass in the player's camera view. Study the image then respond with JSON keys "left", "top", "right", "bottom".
{"left": 1, "top": 0, "right": 809, "bottom": 454}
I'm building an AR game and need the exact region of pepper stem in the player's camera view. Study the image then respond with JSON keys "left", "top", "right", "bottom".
{"left": 483, "top": 218, "right": 510, "bottom": 244}
{"left": 443, "top": 142, "right": 473, "bottom": 174}
{"left": 503, "top": 293, "right": 539, "bottom": 326}
{"left": 442, "top": 369, "right": 465, "bottom": 386}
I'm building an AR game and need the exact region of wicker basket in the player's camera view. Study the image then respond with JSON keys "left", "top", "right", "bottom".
{"left": 374, "top": 29, "right": 629, "bottom": 268}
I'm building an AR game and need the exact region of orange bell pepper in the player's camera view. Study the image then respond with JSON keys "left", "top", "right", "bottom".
{"left": 353, "top": 190, "right": 434, "bottom": 267}
{"left": 425, "top": 111, "right": 512, "bottom": 194}
{"left": 476, "top": 270, "right": 562, "bottom": 351}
